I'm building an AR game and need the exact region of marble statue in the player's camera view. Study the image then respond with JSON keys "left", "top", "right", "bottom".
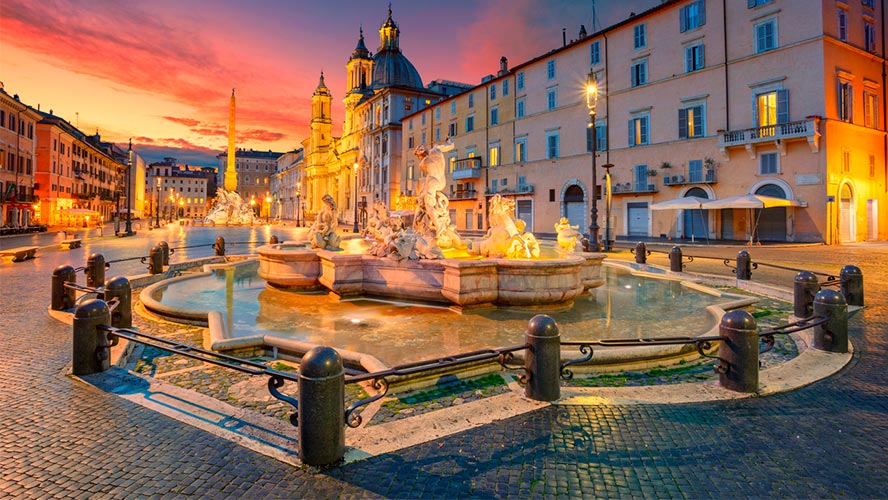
{"left": 308, "top": 194, "right": 342, "bottom": 250}
{"left": 204, "top": 188, "right": 255, "bottom": 225}
{"left": 364, "top": 200, "right": 397, "bottom": 257}
{"left": 468, "top": 195, "right": 540, "bottom": 259}
{"left": 412, "top": 139, "right": 465, "bottom": 258}
{"left": 555, "top": 217, "right": 584, "bottom": 253}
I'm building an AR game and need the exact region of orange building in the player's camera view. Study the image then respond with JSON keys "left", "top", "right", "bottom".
{"left": 0, "top": 87, "right": 41, "bottom": 227}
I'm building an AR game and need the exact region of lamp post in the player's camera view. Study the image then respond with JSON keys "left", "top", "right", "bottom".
{"left": 265, "top": 193, "right": 271, "bottom": 224}
{"left": 585, "top": 70, "right": 601, "bottom": 252}
{"left": 352, "top": 162, "right": 360, "bottom": 233}
{"left": 296, "top": 181, "right": 302, "bottom": 226}
{"left": 250, "top": 196, "right": 256, "bottom": 225}
{"left": 178, "top": 198, "right": 184, "bottom": 219}
{"left": 154, "top": 175, "right": 162, "bottom": 228}
{"left": 602, "top": 163, "right": 614, "bottom": 251}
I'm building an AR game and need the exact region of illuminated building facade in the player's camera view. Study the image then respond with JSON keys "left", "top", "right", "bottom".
{"left": 148, "top": 158, "right": 210, "bottom": 220}
{"left": 216, "top": 149, "right": 282, "bottom": 218}
{"left": 0, "top": 87, "right": 41, "bottom": 227}
{"left": 402, "top": 0, "right": 886, "bottom": 243}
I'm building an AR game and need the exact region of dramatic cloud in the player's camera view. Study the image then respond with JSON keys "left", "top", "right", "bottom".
{"left": 163, "top": 116, "right": 202, "bottom": 127}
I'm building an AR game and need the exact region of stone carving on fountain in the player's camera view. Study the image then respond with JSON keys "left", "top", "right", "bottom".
{"left": 411, "top": 140, "right": 466, "bottom": 259}
{"left": 308, "top": 194, "right": 342, "bottom": 250}
{"left": 554, "top": 217, "right": 584, "bottom": 253}
{"left": 467, "top": 194, "right": 540, "bottom": 259}
{"left": 204, "top": 188, "right": 256, "bottom": 225}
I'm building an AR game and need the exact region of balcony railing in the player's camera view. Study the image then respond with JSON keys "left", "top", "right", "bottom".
{"left": 662, "top": 168, "right": 717, "bottom": 186}
{"left": 451, "top": 189, "right": 478, "bottom": 200}
{"left": 612, "top": 182, "right": 658, "bottom": 194}
{"left": 717, "top": 117, "right": 821, "bottom": 158}
{"left": 451, "top": 157, "right": 482, "bottom": 180}
{"left": 484, "top": 184, "right": 534, "bottom": 196}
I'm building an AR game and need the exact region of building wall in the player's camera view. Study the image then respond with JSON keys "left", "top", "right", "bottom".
{"left": 0, "top": 90, "right": 39, "bottom": 226}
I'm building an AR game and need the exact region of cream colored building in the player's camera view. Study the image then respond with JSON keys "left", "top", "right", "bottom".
{"left": 401, "top": 0, "right": 886, "bottom": 243}
{"left": 217, "top": 149, "right": 282, "bottom": 218}
{"left": 271, "top": 148, "right": 304, "bottom": 223}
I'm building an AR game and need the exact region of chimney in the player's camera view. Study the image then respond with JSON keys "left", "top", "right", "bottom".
{"left": 498, "top": 56, "right": 508, "bottom": 76}
{"left": 562, "top": 28, "right": 567, "bottom": 46}
{"left": 579, "top": 25, "right": 588, "bottom": 38}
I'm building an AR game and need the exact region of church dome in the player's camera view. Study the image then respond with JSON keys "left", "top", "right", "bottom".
{"left": 370, "top": 7, "right": 423, "bottom": 90}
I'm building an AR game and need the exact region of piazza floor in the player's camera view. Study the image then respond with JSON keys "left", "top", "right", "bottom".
{"left": 1, "top": 224, "right": 885, "bottom": 498}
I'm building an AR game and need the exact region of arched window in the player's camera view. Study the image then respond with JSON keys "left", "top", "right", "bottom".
{"left": 564, "top": 185, "right": 585, "bottom": 202}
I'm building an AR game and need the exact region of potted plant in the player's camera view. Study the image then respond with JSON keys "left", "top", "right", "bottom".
{"left": 660, "top": 161, "right": 673, "bottom": 170}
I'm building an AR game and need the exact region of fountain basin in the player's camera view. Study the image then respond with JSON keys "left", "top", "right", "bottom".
{"left": 258, "top": 243, "right": 605, "bottom": 310}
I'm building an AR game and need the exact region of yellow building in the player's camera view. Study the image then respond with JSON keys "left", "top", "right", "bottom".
{"left": 0, "top": 87, "right": 41, "bottom": 227}
{"left": 402, "top": 0, "right": 886, "bottom": 244}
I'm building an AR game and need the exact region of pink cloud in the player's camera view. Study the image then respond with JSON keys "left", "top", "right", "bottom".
{"left": 163, "top": 116, "right": 202, "bottom": 127}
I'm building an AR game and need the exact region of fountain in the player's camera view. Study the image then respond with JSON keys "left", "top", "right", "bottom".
{"left": 257, "top": 140, "right": 604, "bottom": 311}
{"left": 204, "top": 188, "right": 256, "bottom": 225}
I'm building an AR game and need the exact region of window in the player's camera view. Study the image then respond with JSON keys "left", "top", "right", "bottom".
{"left": 489, "top": 145, "right": 500, "bottom": 167}
{"left": 837, "top": 9, "right": 848, "bottom": 42}
{"left": 515, "top": 137, "right": 527, "bottom": 163}
{"left": 449, "top": 122, "right": 457, "bottom": 136}
{"left": 546, "top": 131, "right": 560, "bottom": 159}
{"left": 631, "top": 59, "right": 648, "bottom": 87}
{"left": 759, "top": 152, "right": 779, "bottom": 174}
{"left": 451, "top": 101, "right": 456, "bottom": 115}
{"left": 490, "top": 84, "right": 496, "bottom": 100}
{"left": 435, "top": 107, "right": 441, "bottom": 120}
{"left": 586, "top": 123, "right": 607, "bottom": 152}
{"left": 517, "top": 98, "right": 526, "bottom": 118}
{"left": 838, "top": 81, "right": 853, "bottom": 122}
{"left": 870, "top": 154, "right": 876, "bottom": 177}
{"left": 435, "top": 127, "right": 441, "bottom": 141}
{"left": 421, "top": 113, "right": 426, "bottom": 125}
{"left": 628, "top": 114, "right": 650, "bottom": 146}
{"left": 517, "top": 71, "right": 525, "bottom": 90}
{"left": 865, "top": 22, "right": 876, "bottom": 52}
{"left": 688, "top": 159, "right": 704, "bottom": 183}
{"left": 863, "top": 0, "right": 874, "bottom": 7}
{"left": 747, "top": 0, "right": 773, "bottom": 7}
{"left": 678, "top": 105, "right": 704, "bottom": 138}
{"left": 490, "top": 106, "right": 499, "bottom": 125}
{"left": 680, "top": 0, "right": 706, "bottom": 32}
{"left": 547, "top": 59, "right": 556, "bottom": 79}
{"left": 756, "top": 89, "right": 789, "bottom": 130}
{"left": 865, "top": 91, "right": 878, "bottom": 128}
{"left": 465, "top": 115, "right": 475, "bottom": 132}
{"left": 468, "top": 93, "right": 474, "bottom": 108}
{"left": 421, "top": 131, "right": 426, "bottom": 144}
{"left": 685, "top": 44, "right": 705, "bottom": 72}
{"left": 408, "top": 119, "right": 413, "bottom": 130}
{"left": 842, "top": 151, "right": 851, "bottom": 173}
{"left": 465, "top": 209, "right": 474, "bottom": 230}
{"left": 634, "top": 164, "right": 649, "bottom": 191}
{"left": 633, "top": 23, "right": 646, "bottom": 49}
{"left": 547, "top": 88, "right": 557, "bottom": 110}
{"left": 502, "top": 79, "right": 509, "bottom": 96}
{"left": 755, "top": 19, "right": 777, "bottom": 53}
{"left": 449, "top": 156, "right": 456, "bottom": 173}
{"left": 491, "top": 179, "right": 498, "bottom": 193}
{"left": 590, "top": 41, "right": 601, "bottom": 65}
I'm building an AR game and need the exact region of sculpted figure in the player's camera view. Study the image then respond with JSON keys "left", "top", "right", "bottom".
{"left": 468, "top": 195, "right": 539, "bottom": 259}
{"left": 308, "top": 194, "right": 342, "bottom": 250}
{"left": 412, "top": 139, "right": 465, "bottom": 256}
{"left": 555, "top": 217, "right": 583, "bottom": 253}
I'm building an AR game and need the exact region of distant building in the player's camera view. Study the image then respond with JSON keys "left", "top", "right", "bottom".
{"left": 0, "top": 87, "right": 41, "bottom": 227}
{"left": 402, "top": 0, "right": 887, "bottom": 243}
{"left": 271, "top": 148, "right": 304, "bottom": 222}
{"left": 147, "top": 158, "right": 210, "bottom": 220}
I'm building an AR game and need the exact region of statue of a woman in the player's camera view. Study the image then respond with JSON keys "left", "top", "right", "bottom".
{"left": 309, "top": 194, "right": 342, "bottom": 250}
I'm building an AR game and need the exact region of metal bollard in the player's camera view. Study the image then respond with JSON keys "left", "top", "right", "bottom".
{"left": 635, "top": 242, "right": 647, "bottom": 264}
{"left": 158, "top": 241, "right": 172, "bottom": 266}
{"left": 104, "top": 276, "right": 132, "bottom": 328}
{"left": 269, "top": 235, "right": 279, "bottom": 244}
{"left": 839, "top": 265, "right": 863, "bottom": 307}
{"left": 214, "top": 236, "right": 226, "bottom": 256}
{"left": 793, "top": 271, "right": 820, "bottom": 318}
{"left": 718, "top": 310, "right": 759, "bottom": 393}
{"left": 669, "top": 245, "right": 683, "bottom": 272}
{"left": 51, "top": 265, "right": 77, "bottom": 311}
{"left": 813, "top": 289, "right": 848, "bottom": 353}
{"left": 147, "top": 245, "right": 163, "bottom": 275}
{"left": 86, "top": 253, "right": 106, "bottom": 288}
{"left": 72, "top": 299, "right": 111, "bottom": 376}
{"left": 736, "top": 250, "right": 752, "bottom": 280}
{"left": 524, "top": 314, "right": 561, "bottom": 402}
{"left": 298, "top": 346, "right": 345, "bottom": 466}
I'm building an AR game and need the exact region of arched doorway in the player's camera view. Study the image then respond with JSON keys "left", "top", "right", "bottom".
{"left": 683, "top": 187, "right": 709, "bottom": 240}
{"left": 838, "top": 183, "right": 855, "bottom": 242}
{"left": 754, "top": 184, "right": 787, "bottom": 242}
{"left": 563, "top": 184, "right": 585, "bottom": 229}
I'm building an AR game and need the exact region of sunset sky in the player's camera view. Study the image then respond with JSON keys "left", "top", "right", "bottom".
{"left": 1, "top": 0, "right": 659, "bottom": 166}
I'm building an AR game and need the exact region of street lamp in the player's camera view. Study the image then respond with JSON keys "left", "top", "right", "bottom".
{"left": 154, "top": 175, "right": 162, "bottom": 228}
{"left": 178, "top": 198, "right": 184, "bottom": 219}
{"left": 296, "top": 181, "right": 302, "bottom": 226}
{"left": 585, "top": 70, "right": 601, "bottom": 252}
{"left": 265, "top": 193, "right": 271, "bottom": 224}
{"left": 250, "top": 196, "right": 256, "bottom": 225}
{"left": 602, "top": 163, "right": 614, "bottom": 251}
{"left": 352, "top": 162, "right": 360, "bottom": 233}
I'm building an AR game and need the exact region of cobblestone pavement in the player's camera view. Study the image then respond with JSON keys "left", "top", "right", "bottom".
{"left": 1, "top": 229, "right": 885, "bottom": 498}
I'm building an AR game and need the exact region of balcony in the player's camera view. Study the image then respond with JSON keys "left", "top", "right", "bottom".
{"left": 484, "top": 184, "right": 534, "bottom": 196}
{"left": 662, "top": 168, "right": 717, "bottom": 186}
{"left": 717, "top": 117, "right": 821, "bottom": 159}
{"left": 451, "top": 189, "right": 478, "bottom": 200}
{"left": 451, "top": 157, "right": 482, "bottom": 180}
{"left": 612, "top": 182, "right": 658, "bottom": 194}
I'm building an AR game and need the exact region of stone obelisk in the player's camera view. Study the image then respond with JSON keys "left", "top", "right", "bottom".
{"left": 224, "top": 88, "right": 238, "bottom": 192}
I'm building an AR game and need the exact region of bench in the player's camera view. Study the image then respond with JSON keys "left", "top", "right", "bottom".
{"left": 0, "top": 246, "right": 39, "bottom": 262}
{"left": 60, "top": 239, "right": 82, "bottom": 250}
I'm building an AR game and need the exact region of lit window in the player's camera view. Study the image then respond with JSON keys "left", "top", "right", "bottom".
{"left": 679, "top": 105, "right": 705, "bottom": 138}
{"left": 628, "top": 114, "right": 650, "bottom": 146}
{"left": 865, "top": 92, "right": 878, "bottom": 128}
{"left": 515, "top": 137, "right": 527, "bottom": 163}
{"left": 489, "top": 145, "right": 499, "bottom": 167}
